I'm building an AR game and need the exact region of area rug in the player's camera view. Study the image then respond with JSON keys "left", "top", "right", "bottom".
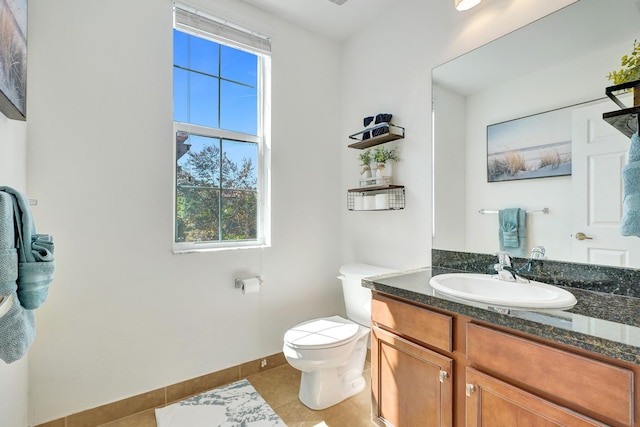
{"left": 155, "top": 379, "right": 287, "bottom": 427}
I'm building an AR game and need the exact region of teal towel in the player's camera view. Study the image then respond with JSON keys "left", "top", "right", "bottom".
{"left": 499, "top": 208, "right": 526, "bottom": 257}
{"left": 0, "top": 186, "right": 55, "bottom": 309}
{"left": 0, "top": 192, "right": 36, "bottom": 364}
{"left": 621, "top": 132, "right": 640, "bottom": 237}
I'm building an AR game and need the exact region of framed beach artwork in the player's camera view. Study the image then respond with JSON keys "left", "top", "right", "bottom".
{"left": 487, "top": 105, "right": 574, "bottom": 182}
{"left": 0, "top": 0, "right": 27, "bottom": 121}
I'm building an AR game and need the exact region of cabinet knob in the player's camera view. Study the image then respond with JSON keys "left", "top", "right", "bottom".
{"left": 465, "top": 383, "right": 475, "bottom": 397}
{"left": 439, "top": 370, "right": 448, "bottom": 383}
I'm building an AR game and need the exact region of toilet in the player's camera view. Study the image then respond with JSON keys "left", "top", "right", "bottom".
{"left": 283, "top": 263, "right": 396, "bottom": 410}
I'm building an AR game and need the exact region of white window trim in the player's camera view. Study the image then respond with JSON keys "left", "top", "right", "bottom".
{"left": 172, "top": 7, "right": 271, "bottom": 254}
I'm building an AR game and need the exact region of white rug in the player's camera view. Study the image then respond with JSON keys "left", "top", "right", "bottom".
{"left": 155, "top": 379, "right": 287, "bottom": 427}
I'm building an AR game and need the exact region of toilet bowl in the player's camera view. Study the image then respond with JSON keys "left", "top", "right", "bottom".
{"left": 283, "top": 263, "right": 396, "bottom": 410}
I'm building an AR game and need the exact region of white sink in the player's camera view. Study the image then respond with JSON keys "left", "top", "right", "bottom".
{"left": 429, "top": 273, "right": 577, "bottom": 309}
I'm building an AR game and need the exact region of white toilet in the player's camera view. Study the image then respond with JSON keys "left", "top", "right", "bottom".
{"left": 283, "top": 263, "right": 395, "bottom": 410}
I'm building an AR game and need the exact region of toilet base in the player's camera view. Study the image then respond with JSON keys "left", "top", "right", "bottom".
{"left": 297, "top": 334, "right": 368, "bottom": 410}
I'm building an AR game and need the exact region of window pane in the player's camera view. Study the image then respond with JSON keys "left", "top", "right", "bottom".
{"left": 188, "top": 34, "right": 219, "bottom": 76}
{"left": 220, "top": 81, "right": 257, "bottom": 135}
{"left": 221, "top": 190, "right": 257, "bottom": 240}
{"left": 220, "top": 45, "right": 257, "bottom": 86}
{"left": 173, "top": 67, "right": 188, "bottom": 122}
{"left": 173, "top": 30, "right": 189, "bottom": 68}
{"left": 176, "top": 187, "right": 220, "bottom": 242}
{"left": 221, "top": 139, "right": 257, "bottom": 190}
{"left": 177, "top": 134, "right": 221, "bottom": 187}
{"left": 189, "top": 72, "right": 219, "bottom": 128}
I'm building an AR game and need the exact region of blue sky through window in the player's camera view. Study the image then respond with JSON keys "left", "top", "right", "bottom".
{"left": 173, "top": 29, "right": 258, "bottom": 136}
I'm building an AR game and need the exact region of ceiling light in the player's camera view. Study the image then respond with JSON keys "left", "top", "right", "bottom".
{"left": 455, "top": 0, "right": 481, "bottom": 11}
{"left": 328, "top": 0, "right": 348, "bottom": 5}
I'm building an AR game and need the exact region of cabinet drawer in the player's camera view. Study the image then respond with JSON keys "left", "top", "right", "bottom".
{"left": 372, "top": 294, "right": 452, "bottom": 352}
{"left": 467, "top": 323, "right": 633, "bottom": 426}
{"left": 466, "top": 368, "right": 604, "bottom": 426}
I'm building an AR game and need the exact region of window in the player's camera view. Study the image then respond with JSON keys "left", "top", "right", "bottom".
{"left": 173, "top": 4, "right": 271, "bottom": 252}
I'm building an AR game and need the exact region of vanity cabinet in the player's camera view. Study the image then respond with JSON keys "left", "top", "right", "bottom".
{"left": 465, "top": 368, "right": 603, "bottom": 426}
{"left": 370, "top": 292, "right": 638, "bottom": 427}
{"left": 371, "top": 294, "right": 454, "bottom": 427}
{"left": 466, "top": 323, "right": 633, "bottom": 426}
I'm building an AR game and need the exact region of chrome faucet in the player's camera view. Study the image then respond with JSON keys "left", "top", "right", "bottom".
{"left": 493, "top": 251, "right": 528, "bottom": 283}
{"left": 530, "top": 246, "right": 545, "bottom": 260}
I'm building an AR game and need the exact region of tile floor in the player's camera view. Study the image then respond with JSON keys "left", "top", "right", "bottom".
{"left": 100, "top": 362, "right": 373, "bottom": 427}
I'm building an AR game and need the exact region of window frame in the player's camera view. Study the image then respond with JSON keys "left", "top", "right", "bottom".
{"left": 172, "top": 7, "right": 271, "bottom": 253}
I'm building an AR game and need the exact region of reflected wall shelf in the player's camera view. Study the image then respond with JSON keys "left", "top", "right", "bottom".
{"left": 347, "top": 185, "right": 405, "bottom": 211}
{"left": 603, "top": 80, "right": 640, "bottom": 138}
{"left": 348, "top": 123, "right": 404, "bottom": 149}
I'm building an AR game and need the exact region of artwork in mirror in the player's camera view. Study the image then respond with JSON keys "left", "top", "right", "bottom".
{"left": 0, "top": 0, "right": 27, "bottom": 121}
{"left": 432, "top": 0, "right": 640, "bottom": 268}
{"left": 487, "top": 105, "right": 574, "bottom": 182}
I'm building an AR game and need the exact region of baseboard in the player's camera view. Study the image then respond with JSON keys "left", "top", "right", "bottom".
{"left": 34, "top": 352, "right": 287, "bottom": 427}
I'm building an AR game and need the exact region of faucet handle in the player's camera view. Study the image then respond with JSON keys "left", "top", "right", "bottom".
{"left": 494, "top": 251, "right": 512, "bottom": 267}
{"left": 530, "top": 246, "right": 545, "bottom": 259}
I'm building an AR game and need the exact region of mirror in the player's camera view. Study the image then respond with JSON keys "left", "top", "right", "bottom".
{"left": 432, "top": 0, "right": 640, "bottom": 268}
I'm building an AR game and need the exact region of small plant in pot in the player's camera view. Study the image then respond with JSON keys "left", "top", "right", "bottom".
{"left": 607, "top": 40, "right": 640, "bottom": 106}
{"left": 373, "top": 146, "right": 399, "bottom": 177}
{"left": 358, "top": 149, "right": 373, "bottom": 179}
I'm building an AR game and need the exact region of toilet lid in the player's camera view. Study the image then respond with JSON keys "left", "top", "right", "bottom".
{"left": 284, "top": 316, "right": 361, "bottom": 350}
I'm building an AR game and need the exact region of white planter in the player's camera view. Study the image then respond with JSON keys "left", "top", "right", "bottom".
{"left": 376, "top": 161, "right": 393, "bottom": 178}
{"left": 360, "top": 165, "right": 372, "bottom": 179}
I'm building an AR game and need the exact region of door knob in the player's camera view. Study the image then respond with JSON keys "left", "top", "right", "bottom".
{"left": 575, "top": 232, "right": 593, "bottom": 241}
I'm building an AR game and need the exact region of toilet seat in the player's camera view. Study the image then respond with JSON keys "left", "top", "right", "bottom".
{"left": 284, "top": 315, "right": 361, "bottom": 350}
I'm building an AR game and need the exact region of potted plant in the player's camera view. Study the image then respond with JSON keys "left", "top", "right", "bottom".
{"left": 358, "top": 149, "right": 373, "bottom": 179}
{"left": 373, "top": 146, "right": 399, "bottom": 178}
{"left": 607, "top": 40, "right": 640, "bottom": 106}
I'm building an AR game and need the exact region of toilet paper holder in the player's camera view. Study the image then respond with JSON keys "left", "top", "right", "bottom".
{"left": 234, "top": 276, "right": 263, "bottom": 290}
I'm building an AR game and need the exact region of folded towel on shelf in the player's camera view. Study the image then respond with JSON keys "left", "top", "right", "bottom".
{"left": 0, "top": 186, "right": 55, "bottom": 309}
{"left": 499, "top": 208, "right": 526, "bottom": 257}
{"left": 621, "top": 132, "right": 640, "bottom": 237}
{"left": 0, "top": 192, "right": 36, "bottom": 364}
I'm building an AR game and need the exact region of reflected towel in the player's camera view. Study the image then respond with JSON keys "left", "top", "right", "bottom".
{"left": 0, "top": 192, "right": 35, "bottom": 364}
{"left": 0, "top": 186, "right": 55, "bottom": 309}
{"left": 621, "top": 133, "right": 640, "bottom": 237}
{"left": 499, "top": 208, "right": 526, "bottom": 257}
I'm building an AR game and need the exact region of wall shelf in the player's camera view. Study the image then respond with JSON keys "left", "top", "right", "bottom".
{"left": 348, "top": 123, "right": 404, "bottom": 149}
{"left": 603, "top": 107, "right": 639, "bottom": 138}
{"left": 347, "top": 185, "right": 405, "bottom": 211}
{"left": 603, "top": 80, "right": 640, "bottom": 138}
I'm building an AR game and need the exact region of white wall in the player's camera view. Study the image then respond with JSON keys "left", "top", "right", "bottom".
{"left": 0, "top": 108, "right": 29, "bottom": 426}
{"left": 26, "top": 0, "right": 343, "bottom": 424}
{"left": 433, "top": 83, "right": 466, "bottom": 251}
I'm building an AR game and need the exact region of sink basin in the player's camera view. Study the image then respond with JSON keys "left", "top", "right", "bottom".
{"left": 429, "top": 273, "right": 577, "bottom": 309}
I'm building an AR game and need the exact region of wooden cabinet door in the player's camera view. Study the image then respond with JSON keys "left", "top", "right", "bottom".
{"left": 465, "top": 368, "right": 605, "bottom": 427}
{"left": 372, "top": 326, "right": 453, "bottom": 427}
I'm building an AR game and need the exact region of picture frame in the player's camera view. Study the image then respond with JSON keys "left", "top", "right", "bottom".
{"left": 0, "top": 0, "right": 27, "bottom": 121}
{"left": 487, "top": 105, "right": 573, "bottom": 182}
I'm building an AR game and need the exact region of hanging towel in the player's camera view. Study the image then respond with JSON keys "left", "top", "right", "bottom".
{"left": 0, "top": 192, "right": 36, "bottom": 363}
{"left": 0, "top": 186, "right": 55, "bottom": 309}
{"left": 499, "top": 208, "right": 526, "bottom": 257}
{"left": 621, "top": 131, "right": 640, "bottom": 237}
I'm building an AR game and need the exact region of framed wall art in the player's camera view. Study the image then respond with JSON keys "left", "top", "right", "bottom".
{"left": 487, "top": 105, "right": 573, "bottom": 182}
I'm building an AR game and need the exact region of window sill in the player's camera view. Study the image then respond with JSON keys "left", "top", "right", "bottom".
{"left": 172, "top": 242, "right": 270, "bottom": 254}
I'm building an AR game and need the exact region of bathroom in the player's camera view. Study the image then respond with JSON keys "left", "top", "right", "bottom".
{"left": 2, "top": 0, "right": 636, "bottom": 425}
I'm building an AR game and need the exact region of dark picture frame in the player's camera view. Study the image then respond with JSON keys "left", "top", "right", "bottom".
{"left": 487, "top": 105, "right": 573, "bottom": 182}
{"left": 0, "top": 0, "right": 27, "bottom": 121}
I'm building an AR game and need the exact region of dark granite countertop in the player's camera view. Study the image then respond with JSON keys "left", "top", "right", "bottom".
{"left": 363, "top": 267, "right": 640, "bottom": 365}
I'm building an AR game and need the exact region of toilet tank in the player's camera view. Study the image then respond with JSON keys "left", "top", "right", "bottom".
{"left": 339, "top": 263, "right": 397, "bottom": 327}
